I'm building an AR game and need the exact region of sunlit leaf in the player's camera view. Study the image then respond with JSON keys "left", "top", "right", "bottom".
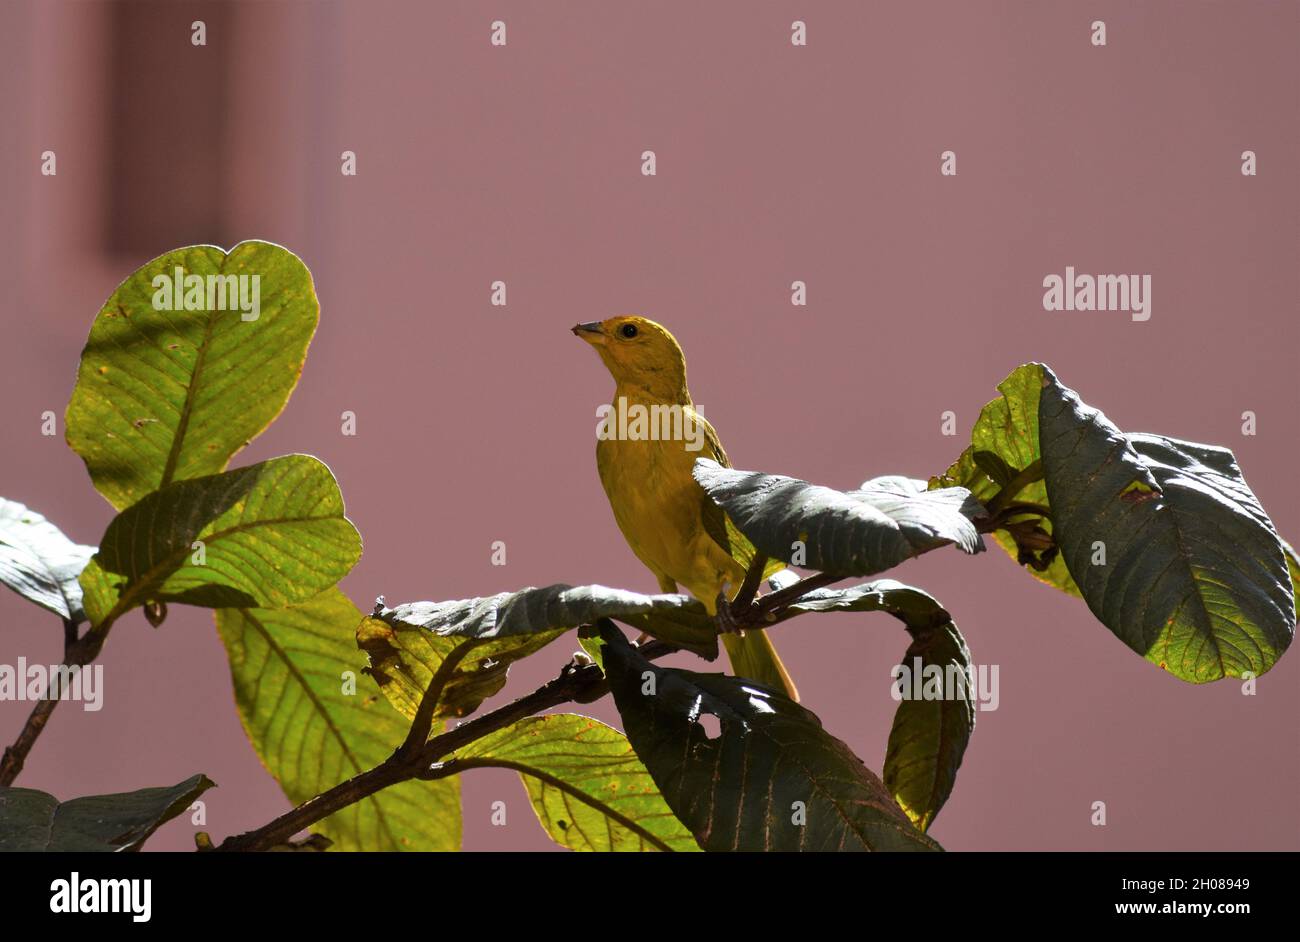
{"left": 1040, "top": 366, "right": 1294, "bottom": 682}
{"left": 931, "top": 363, "right": 1079, "bottom": 596}
{"left": 217, "top": 588, "right": 459, "bottom": 851}
{"left": 82, "top": 454, "right": 360, "bottom": 625}
{"left": 0, "top": 498, "right": 95, "bottom": 623}
{"left": 694, "top": 462, "right": 983, "bottom": 579}
{"left": 360, "top": 584, "right": 719, "bottom": 725}
{"left": 449, "top": 714, "right": 698, "bottom": 851}
{"left": 66, "top": 241, "right": 319, "bottom": 510}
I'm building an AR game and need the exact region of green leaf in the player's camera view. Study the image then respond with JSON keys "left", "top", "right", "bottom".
{"left": 449, "top": 714, "right": 699, "bottom": 851}
{"left": 882, "top": 620, "right": 975, "bottom": 832}
{"left": 66, "top": 241, "right": 319, "bottom": 511}
{"left": 693, "top": 461, "right": 984, "bottom": 579}
{"left": 77, "top": 558, "right": 122, "bottom": 629}
{"left": 931, "top": 362, "right": 1080, "bottom": 596}
{"left": 600, "top": 623, "right": 941, "bottom": 851}
{"left": 360, "top": 584, "right": 719, "bottom": 724}
{"left": 761, "top": 578, "right": 974, "bottom": 831}
{"left": 82, "top": 454, "right": 360, "bottom": 626}
{"left": 216, "top": 588, "right": 459, "bottom": 851}
{"left": 0, "top": 774, "right": 212, "bottom": 851}
{"left": 972, "top": 450, "right": 1017, "bottom": 488}
{"left": 1285, "top": 541, "right": 1300, "bottom": 618}
{"left": 0, "top": 498, "right": 95, "bottom": 623}
{"left": 358, "top": 615, "right": 557, "bottom": 724}
{"left": 1039, "top": 366, "right": 1294, "bottom": 682}
{"left": 379, "top": 583, "right": 718, "bottom": 655}
{"left": 577, "top": 624, "right": 607, "bottom": 672}
{"left": 768, "top": 578, "right": 955, "bottom": 629}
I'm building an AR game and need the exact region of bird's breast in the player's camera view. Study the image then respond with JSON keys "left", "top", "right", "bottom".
{"left": 597, "top": 430, "right": 710, "bottom": 573}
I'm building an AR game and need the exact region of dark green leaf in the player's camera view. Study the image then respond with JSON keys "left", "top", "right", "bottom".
{"left": 883, "top": 620, "right": 975, "bottom": 832}
{"left": 0, "top": 774, "right": 212, "bottom": 851}
{"left": 761, "top": 578, "right": 974, "bottom": 831}
{"left": 1285, "top": 540, "right": 1300, "bottom": 618}
{"left": 216, "top": 588, "right": 459, "bottom": 851}
{"left": 1040, "top": 366, "right": 1294, "bottom": 682}
{"left": 769, "top": 578, "right": 955, "bottom": 630}
{"left": 0, "top": 498, "right": 95, "bottom": 623}
{"left": 379, "top": 583, "right": 717, "bottom": 654}
{"left": 66, "top": 241, "right": 319, "bottom": 510}
{"left": 449, "top": 714, "right": 699, "bottom": 851}
{"left": 600, "top": 624, "right": 941, "bottom": 851}
{"left": 361, "top": 584, "right": 718, "bottom": 724}
{"left": 972, "top": 450, "right": 1017, "bottom": 488}
{"left": 82, "top": 454, "right": 361, "bottom": 626}
{"left": 693, "top": 461, "right": 983, "bottom": 579}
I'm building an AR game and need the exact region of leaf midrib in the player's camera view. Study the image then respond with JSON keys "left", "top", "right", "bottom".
{"left": 104, "top": 510, "right": 347, "bottom": 620}
{"left": 452, "top": 757, "right": 677, "bottom": 851}
{"left": 699, "top": 708, "right": 931, "bottom": 851}
{"left": 238, "top": 610, "right": 401, "bottom": 849}
{"left": 158, "top": 265, "right": 225, "bottom": 490}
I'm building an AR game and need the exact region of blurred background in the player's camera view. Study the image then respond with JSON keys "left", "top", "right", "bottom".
{"left": 0, "top": 0, "right": 1296, "bottom": 851}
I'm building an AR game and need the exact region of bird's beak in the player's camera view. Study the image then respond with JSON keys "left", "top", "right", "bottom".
{"left": 571, "top": 321, "right": 605, "bottom": 345}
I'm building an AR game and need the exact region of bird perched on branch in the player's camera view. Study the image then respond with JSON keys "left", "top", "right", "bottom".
{"left": 572, "top": 315, "right": 798, "bottom": 700}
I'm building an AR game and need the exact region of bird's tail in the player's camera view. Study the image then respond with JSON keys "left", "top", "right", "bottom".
{"left": 722, "top": 630, "right": 799, "bottom": 702}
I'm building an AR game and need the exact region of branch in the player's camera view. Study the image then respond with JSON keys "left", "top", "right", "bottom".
{"left": 746, "top": 570, "right": 842, "bottom": 622}
{"left": 989, "top": 501, "right": 1053, "bottom": 522}
{"left": 0, "top": 698, "right": 60, "bottom": 786}
{"left": 984, "top": 459, "right": 1044, "bottom": 515}
{"left": 214, "top": 632, "right": 677, "bottom": 851}
{"left": 0, "top": 619, "right": 111, "bottom": 786}
{"left": 728, "top": 497, "right": 1053, "bottom": 630}
{"left": 417, "top": 637, "right": 674, "bottom": 771}
{"left": 214, "top": 500, "right": 1048, "bottom": 851}
{"left": 397, "top": 644, "right": 473, "bottom": 759}
{"left": 731, "top": 553, "right": 768, "bottom": 611}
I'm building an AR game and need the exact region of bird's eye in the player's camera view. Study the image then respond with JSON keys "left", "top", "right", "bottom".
{"left": 620, "top": 323, "right": 638, "bottom": 339}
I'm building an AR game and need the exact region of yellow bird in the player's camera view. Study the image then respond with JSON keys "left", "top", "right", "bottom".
{"left": 573, "top": 315, "right": 798, "bottom": 700}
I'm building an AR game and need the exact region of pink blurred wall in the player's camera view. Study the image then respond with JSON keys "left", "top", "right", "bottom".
{"left": 0, "top": 0, "right": 1296, "bottom": 851}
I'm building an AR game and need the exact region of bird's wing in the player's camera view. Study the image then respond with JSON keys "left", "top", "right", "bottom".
{"left": 693, "top": 410, "right": 784, "bottom": 580}
{"left": 694, "top": 409, "right": 800, "bottom": 701}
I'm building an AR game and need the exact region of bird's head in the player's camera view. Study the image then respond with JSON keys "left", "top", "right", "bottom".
{"left": 571, "top": 315, "right": 689, "bottom": 400}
